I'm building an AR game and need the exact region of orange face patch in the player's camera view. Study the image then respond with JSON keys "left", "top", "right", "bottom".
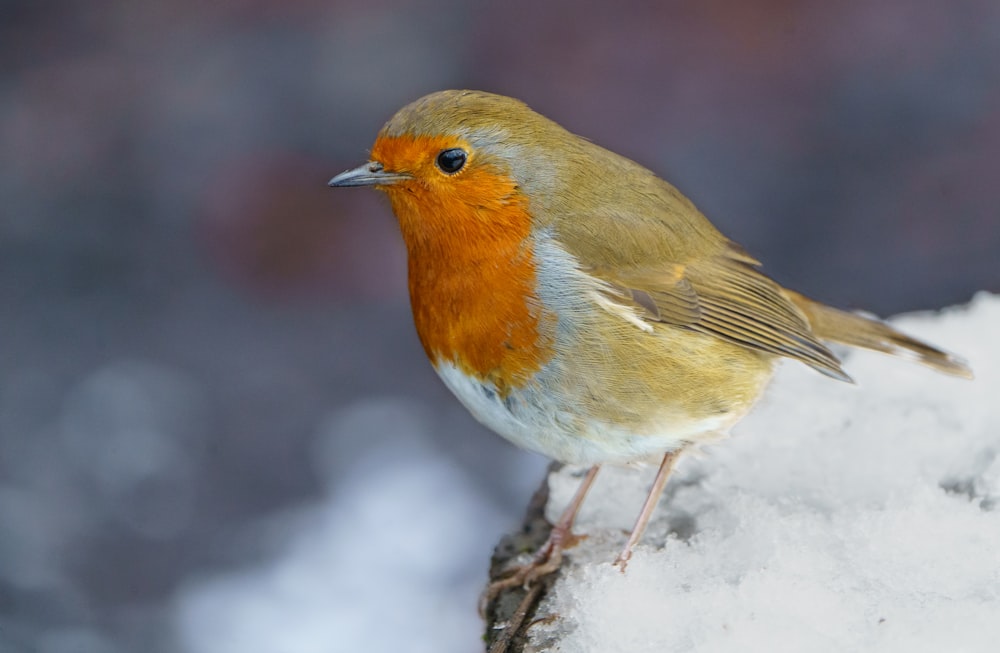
{"left": 372, "top": 134, "right": 554, "bottom": 392}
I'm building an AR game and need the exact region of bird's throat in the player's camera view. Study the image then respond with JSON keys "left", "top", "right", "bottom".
{"left": 391, "top": 192, "right": 555, "bottom": 394}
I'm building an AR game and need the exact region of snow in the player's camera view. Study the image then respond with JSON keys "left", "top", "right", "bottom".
{"left": 173, "top": 398, "right": 541, "bottom": 653}
{"left": 526, "top": 293, "right": 1000, "bottom": 652}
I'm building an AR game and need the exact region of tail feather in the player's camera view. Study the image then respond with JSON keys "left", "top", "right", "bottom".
{"left": 785, "top": 291, "right": 973, "bottom": 379}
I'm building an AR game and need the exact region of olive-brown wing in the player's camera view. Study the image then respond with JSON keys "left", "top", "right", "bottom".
{"left": 589, "top": 242, "right": 852, "bottom": 382}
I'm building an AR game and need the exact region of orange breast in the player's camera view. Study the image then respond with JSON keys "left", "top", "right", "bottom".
{"left": 373, "top": 134, "right": 555, "bottom": 393}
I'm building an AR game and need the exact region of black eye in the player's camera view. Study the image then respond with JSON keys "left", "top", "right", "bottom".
{"left": 436, "top": 148, "right": 467, "bottom": 174}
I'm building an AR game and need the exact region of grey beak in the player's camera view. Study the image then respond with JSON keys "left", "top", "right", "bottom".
{"left": 328, "top": 161, "right": 411, "bottom": 187}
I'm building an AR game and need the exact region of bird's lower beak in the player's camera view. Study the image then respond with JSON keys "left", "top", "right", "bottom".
{"left": 328, "top": 162, "right": 411, "bottom": 187}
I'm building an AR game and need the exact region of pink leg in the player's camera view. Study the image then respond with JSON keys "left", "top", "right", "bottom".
{"left": 613, "top": 449, "right": 684, "bottom": 571}
{"left": 481, "top": 465, "right": 600, "bottom": 614}
{"left": 546, "top": 464, "right": 601, "bottom": 551}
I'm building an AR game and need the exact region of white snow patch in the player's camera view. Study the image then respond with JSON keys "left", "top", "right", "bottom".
{"left": 172, "top": 398, "right": 523, "bottom": 653}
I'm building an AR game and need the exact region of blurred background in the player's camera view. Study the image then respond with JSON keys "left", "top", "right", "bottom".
{"left": 1, "top": 1, "right": 998, "bottom": 652}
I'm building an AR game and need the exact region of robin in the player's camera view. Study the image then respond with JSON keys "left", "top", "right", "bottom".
{"left": 328, "top": 90, "right": 971, "bottom": 603}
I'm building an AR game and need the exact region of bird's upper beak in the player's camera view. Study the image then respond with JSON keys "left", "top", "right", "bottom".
{"left": 327, "top": 161, "right": 411, "bottom": 187}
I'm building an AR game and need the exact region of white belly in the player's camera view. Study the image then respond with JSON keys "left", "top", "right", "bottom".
{"left": 434, "top": 361, "right": 734, "bottom": 465}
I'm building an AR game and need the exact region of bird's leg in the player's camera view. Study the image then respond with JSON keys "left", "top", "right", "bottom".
{"left": 613, "top": 448, "right": 684, "bottom": 571}
{"left": 480, "top": 465, "right": 600, "bottom": 614}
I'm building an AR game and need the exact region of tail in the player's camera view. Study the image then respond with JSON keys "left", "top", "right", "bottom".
{"left": 785, "top": 290, "right": 973, "bottom": 379}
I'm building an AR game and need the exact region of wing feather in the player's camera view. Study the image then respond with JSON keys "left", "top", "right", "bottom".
{"left": 587, "top": 242, "right": 851, "bottom": 382}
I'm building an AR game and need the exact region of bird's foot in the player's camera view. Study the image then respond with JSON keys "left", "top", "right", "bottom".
{"left": 479, "top": 526, "right": 576, "bottom": 617}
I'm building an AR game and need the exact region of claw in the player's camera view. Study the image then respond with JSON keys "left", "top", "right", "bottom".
{"left": 479, "top": 532, "right": 564, "bottom": 615}
{"left": 611, "top": 548, "right": 631, "bottom": 572}
{"left": 479, "top": 465, "right": 601, "bottom": 617}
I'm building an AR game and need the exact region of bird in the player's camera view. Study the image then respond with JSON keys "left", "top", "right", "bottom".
{"left": 328, "top": 89, "right": 971, "bottom": 606}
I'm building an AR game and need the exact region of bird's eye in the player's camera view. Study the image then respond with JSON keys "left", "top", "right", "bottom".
{"left": 436, "top": 148, "right": 467, "bottom": 174}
